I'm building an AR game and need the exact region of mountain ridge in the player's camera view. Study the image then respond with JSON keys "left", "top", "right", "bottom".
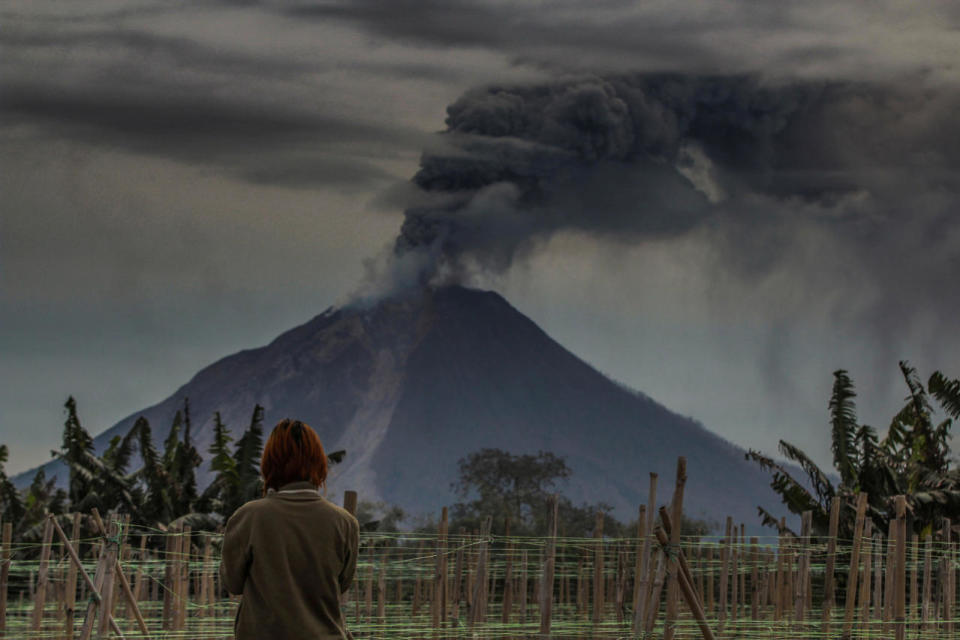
{"left": 15, "top": 286, "right": 790, "bottom": 530}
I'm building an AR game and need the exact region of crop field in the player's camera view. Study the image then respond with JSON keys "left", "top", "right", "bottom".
{"left": 2, "top": 464, "right": 958, "bottom": 639}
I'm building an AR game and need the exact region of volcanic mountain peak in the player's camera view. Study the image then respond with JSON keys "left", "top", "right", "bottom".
{"left": 18, "top": 286, "right": 787, "bottom": 528}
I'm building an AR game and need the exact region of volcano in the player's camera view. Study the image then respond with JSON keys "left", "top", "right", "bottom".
{"left": 20, "top": 286, "right": 789, "bottom": 528}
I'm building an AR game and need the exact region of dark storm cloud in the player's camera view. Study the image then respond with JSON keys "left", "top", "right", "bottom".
{"left": 373, "top": 73, "right": 960, "bottom": 341}
{"left": 2, "top": 82, "right": 412, "bottom": 189}
{"left": 2, "top": 11, "right": 433, "bottom": 191}
{"left": 287, "top": 0, "right": 960, "bottom": 81}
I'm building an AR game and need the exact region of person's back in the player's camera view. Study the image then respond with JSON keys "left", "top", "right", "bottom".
{"left": 220, "top": 419, "right": 359, "bottom": 640}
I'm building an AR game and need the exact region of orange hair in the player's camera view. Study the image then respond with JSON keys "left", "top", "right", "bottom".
{"left": 261, "top": 419, "right": 328, "bottom": 493}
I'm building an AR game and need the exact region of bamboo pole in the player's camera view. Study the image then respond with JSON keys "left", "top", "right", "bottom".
{"left": 31, "top": 516, "right": 55, "bottom": 630}
{"left": 910, "top": 533, "right": 918, "bottom": 631}
{"left": 476, "top": 516, "right": 494, "bottom": 623}
{"left": 943, "top": 518, "right": 953, "bottom": 635}
{"left": 633, "top": 472, "right": 657, "bottom": 632}
{"left": 592, "top": 510, "right": 604, "bottom": 624}
{"left": 653, "top": 525, "right": 716, "bottom": 640}
{"left": 502, "top": 518, "right": 513, "bottom": 624}
{"left": 822, "top": 497, "right": 841, "bottom": 632}
{"left": 662, "top": 457, "right": 686, "bottom": 640}
{"left": 539, "top": 494, "right": 559, "bottom": 636}
{"left": 65, "top": 513, "right": 81, "bottom": 640}
{"left": 858, "top": 527, "right": 873, "bottom": 634}
{"left": 894, "top": 496, "right": 907, "bottom": 640}
{"left": 631, "top": 504, "right": 646, "bottom": 631}
{"left": 0, "top": 522, "right": 11, "bottom": 635}
{"left": 922, "top": 534, "right": 932, "bottom": 628}
{"left": 841, "top": 492, "right": 869, "bottom": 640}
{"left": 719, "top": 517, "right": 732, "bottom": 627}
{"left": 519, "top": 550, "right": 528, "bottom": 623}
{"left": 432, "top": 507, "right": 448, "bottom": 629}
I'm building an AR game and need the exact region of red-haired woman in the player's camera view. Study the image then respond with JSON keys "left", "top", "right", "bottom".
{"left": 220, "top": 419, "right": 359, "bottom": 639}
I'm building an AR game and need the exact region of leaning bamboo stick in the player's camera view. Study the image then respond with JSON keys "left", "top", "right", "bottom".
{"left": 662, "top": 456, "right": 687, "bottom": 640}
{"left": 653, "top": 525, "right": 715, "bottom": 640}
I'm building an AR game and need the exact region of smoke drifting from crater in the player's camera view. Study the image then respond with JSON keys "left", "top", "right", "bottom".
{"left": 376, "top": 74, "right": 959, "bottom": 299}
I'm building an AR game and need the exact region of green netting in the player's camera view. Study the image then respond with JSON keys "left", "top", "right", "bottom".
{"left": 1, "top": 525, "right": 959, "bottom": 639}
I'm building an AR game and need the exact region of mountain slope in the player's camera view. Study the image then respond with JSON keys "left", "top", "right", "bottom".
{"left": 18, "top": 286, "right": 789, "bottom": 528}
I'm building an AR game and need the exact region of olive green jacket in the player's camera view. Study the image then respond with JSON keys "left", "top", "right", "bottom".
{"left": 220, "top": 481, "right": 360, "bottom": 640}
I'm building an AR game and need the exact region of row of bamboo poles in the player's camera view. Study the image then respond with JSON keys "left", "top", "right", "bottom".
{"left": 2, "top": 458, "right": 960, "bottom": 638}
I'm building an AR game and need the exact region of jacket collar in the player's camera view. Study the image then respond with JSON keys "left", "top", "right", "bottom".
{"left": 266, "top": 480, "right": 322, "bottom": 498}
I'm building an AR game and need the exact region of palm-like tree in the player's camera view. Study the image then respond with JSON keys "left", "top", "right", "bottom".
{"left": 748, "top": 362, "right": 960, "bottom": 537}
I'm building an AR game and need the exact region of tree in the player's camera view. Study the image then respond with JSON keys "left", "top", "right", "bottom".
{"left": 748, "top": 363, "right": 960, "bottom": 537}
{"left": 451, "top": 448, "right": 571, "bottom": 535}
{"left": 197, "top": 412, "right": 237, "bottom": 517}
{"left": 231, "top": 404, "right": 265, "bottom": 510}
{"left": 60, "top": 396, "right": 95, "bottom": 506}
{"left": 0, "top": 445, "right": 24, "bottom": 527}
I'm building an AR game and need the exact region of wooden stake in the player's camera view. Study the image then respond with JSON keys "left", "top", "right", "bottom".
{"left": 0, "top": 522, "right": 11, "bottom": 635}
{"left": 719, "top": 517, "right": 732, "bottom": 627}
{"left": 822, "top": 497, "right": 841, "bottom": 632}
{"left": 654, "top": 526, "right": 715, "bottom": 640}
{"left": 469, "top": 516, "right": 492, "bottom": 625}
{"left": 894, "top": 496, "right": 907, "bottom": 640}
{"left": 539, "top": 494, "right": 559, "bottom": 636}
{"left": 592, "top": 510, "right": 604, "bottom": 624}
{"left": 65, "top": 513, "right": 82, "bottom": 640}
{"left": 31, "top": 516, "right": 55, "bottom": 630}
{"left": 662, "top": 456, "right": 687, "bottom": 640}
{"left": 502, "top": 517, "right": 513, "bottom": 624}
{"left": 841, "top": 492, "right": 869, "bottom": 640}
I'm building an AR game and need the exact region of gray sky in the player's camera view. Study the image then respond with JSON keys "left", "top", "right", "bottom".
{"left": 2, "top": 0, "right": 959, "bottom": 476}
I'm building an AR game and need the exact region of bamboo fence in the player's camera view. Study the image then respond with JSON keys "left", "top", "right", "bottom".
{"left": 1, "top": 459, "right": 959, "bottom": 639}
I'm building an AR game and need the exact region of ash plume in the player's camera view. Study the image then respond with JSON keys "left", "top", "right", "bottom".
{"left": 378, "top": 73, "right": 959, "bottom": 299}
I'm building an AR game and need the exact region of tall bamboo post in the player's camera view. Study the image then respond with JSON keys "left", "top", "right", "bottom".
{"left": 872, "top": 532, "right": 883, "bottom": 621}
{"left": 841, "top": 492, "right": 869, "bottom": 640}
{"left": 65, "top": 513, "right": 82, "bottom": 640}
{"left": 539, "top": 494, "right": 559, "bottom": 636}
{"left": 719, "top": 517, "right": 732, "bottom": 627}
{"left": 943, "top": 518, "right": 953, "bottom": 635}
{"left": 922, "top": 535, "right": 932, "bottom": 628}
{"left": 662, "top": 456, "right": 687, "bottom": 640}
{"left": 0, "top": 521, "right": 10, "bottom": 635}
{"left": 750, "top": 537, "right": 759, "bottom": 621}
{"left": 519, "top": 550, "right": 528, "bottom": 623}
{"left": 910, "top": 533, "right": 919, "bottom": 631}
{"left": 858, "top": 527, "right": 873, "bottom": 633}
{"left": 705, "top": 545, "right": 714, "bottom": 616}
{"left": 633, "top": 472, "right": 657, "bottom": 632}
{"left": 31, "top": 516, "right": 55, "bottom": 630}
{"left": 502, "top": 517, "right": 514, "bottom": 624}
{"left": 894, "top": 496, "right": 907, "bottom": 640}
{"left": 631, "top": 504, "right": 646, "bottom": 630}
{"left": 469, "top": 516, "right": 492, "bottom": 625}
{"left": 432, "top": 507, "right": 447, "bottom": 629}
{"left": 592, "top": 510, "right": 604, "bottom": 624}
{"left": 377, "top": 544, "right": 389, "bottom": 623}
{"left": 822, "top": 496, "right": 841, "bottom": 632}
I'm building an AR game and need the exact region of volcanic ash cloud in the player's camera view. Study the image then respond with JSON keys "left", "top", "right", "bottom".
{"left": 360, "top": 73, "right": 959, "bottom": 315}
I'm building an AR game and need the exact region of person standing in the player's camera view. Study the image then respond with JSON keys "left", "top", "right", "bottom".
{"left": 221, "top": 419, "right": 359, "bottom": 639}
